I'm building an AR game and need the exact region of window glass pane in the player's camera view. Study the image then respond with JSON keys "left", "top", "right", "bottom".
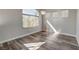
{"left": 23, "top": 15, "right": 39, "bottom": 28}
{"left": 52, "top": 12, "right": 59, "bottom": 17}
{"left": 60, "top": 10, "right": 69, "bottom": 17}
{"left": 23, "top": 9, "right": 39, "bottom": 16}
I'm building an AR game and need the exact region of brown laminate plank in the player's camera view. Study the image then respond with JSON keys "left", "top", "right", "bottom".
{"left": 0, "top": 32, "right": 79, "bottom": 50}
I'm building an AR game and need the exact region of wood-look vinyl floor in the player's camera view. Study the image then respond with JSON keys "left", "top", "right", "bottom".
{"left": 0, "top": 32, "right": 79, "bottom": 50}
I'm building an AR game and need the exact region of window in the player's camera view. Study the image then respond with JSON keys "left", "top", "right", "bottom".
{"left": 60, "top": 10, "right": 69, "bottom": 17}
{"left": 52, "top": 12, "right": 59, "bottom": 17}
{"left": 22, "top": 9, "right": 39, "bottom": 28}
{"left": 52, "top": 10, "right": 69, "bottom": 17}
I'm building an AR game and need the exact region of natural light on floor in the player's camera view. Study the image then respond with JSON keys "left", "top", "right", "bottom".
{"left": 24, "top": 42, "right": 45, "bottom": 50}
{"left": 24, "top": 20, "right": 59, "bottom": 50}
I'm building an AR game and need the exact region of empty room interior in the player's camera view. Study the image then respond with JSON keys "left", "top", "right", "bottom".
{"left": 0, "top": 9, "right": 79, "bottom": 50}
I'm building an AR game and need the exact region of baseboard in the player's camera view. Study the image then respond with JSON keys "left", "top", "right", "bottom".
{"left": 60, "top": 32, "right": 77, "bottom": 38}
{"left": 76, "top": 37, "right": 79, "bottom": 46}
{"left": 60, "top": 32, "right": 79, "bottom": 46}
{"left": 0, "top": 30, "right": 41, "bottom": 44}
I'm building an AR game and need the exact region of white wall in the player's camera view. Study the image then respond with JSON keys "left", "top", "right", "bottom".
{"left": 76, "top": 10, "right": 79, "bottom": 36}
{"left": 0, "top": 9, "right": 42, "bottom": 43}
{"left": 0, "top": 9, "right": 77, "bottom": 43}
{"left": 46, "top": 9, "right": 77, "bottom": 35}
{"left": 76, "top": 9, "right": 79, "bottom": 45}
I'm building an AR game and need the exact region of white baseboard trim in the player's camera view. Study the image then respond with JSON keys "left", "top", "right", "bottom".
{"left": 0, "top": 30, "right": 41, "bottom": 44}
{"left": 60, "top": 32, "right": 79, "bottom": 46}
{"left": 1, "top": 31, "right": 79, "bottom": 46}
{"left": 76, "top": 37, "right": 79, "bottom": 46}
{"left": 60, "top": 32, "right": 77, "bottom": 38}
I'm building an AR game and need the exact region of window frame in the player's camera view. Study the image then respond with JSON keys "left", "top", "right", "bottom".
{"left": 23, "top": 13, "right": 39, "bottom": 17}
{"left": 22, "top": 9, "right": 39, "bottom": 17}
